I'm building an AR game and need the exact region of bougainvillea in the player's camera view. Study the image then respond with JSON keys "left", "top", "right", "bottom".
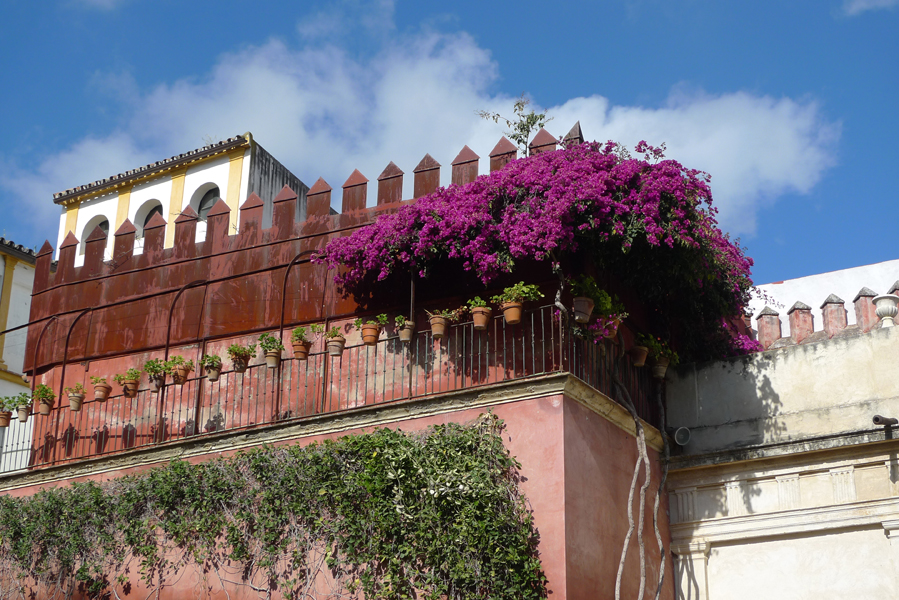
{"left": 317, "top": 141, "right": 757, "bottom": 360}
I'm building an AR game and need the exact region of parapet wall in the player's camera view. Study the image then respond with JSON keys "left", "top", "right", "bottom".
{"left": 25, "top": 131, "right": 575, "bottom": 374}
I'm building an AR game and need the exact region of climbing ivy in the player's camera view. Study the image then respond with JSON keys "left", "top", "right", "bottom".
{"left": 0, "top": 414, "right": 546, "bottom": 599}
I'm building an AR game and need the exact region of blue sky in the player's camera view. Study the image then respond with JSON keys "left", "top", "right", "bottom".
{"left": 1, "top": 0, "right": 896, "bottom": 285}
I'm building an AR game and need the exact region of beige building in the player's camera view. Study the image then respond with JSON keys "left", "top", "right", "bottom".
{"left": 667, "top": 287, "right": 899, "bottom": 599}
{"left": 0, "top": 238, "right": 35, "bottom": 472}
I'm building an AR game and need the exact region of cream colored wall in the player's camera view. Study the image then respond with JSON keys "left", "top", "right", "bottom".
{"left": 667, "top": 325, "right": 899, "bottom": 455}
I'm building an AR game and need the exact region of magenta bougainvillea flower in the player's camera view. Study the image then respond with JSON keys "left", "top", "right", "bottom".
{"left": 317, "top": 141, "right": 758, "bottom": 359}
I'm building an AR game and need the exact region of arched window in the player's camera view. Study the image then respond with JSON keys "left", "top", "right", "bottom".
{"left": 197, "top": 187, "right": 219, "bottom": 220}
{"left": 79, "top": 216, "right": 110, "bottom": 255}
{"left": 134, "top": 200, "right": 164, "bottom": 239}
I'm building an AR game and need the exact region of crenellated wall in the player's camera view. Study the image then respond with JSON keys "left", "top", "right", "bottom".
{"left": 25, "top": 133, "right": 550, "bottom": 375}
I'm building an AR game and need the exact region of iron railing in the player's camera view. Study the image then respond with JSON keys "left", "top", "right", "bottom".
{"left": 0, "top": 305, "right": 656, "bottom": 474}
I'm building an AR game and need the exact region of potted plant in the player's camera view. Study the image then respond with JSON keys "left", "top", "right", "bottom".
{"left": 90, "top": 375, "right": 112, "bottom": 402}
{"left": 258, "top": 333, "right": 285, "bottom": 369}
{"left": 467, "top": 296, "right": 493, "bottom": 331}
{"left": 64, "top": 382, "right": 87, "bottom": 412}
{"left": 354, "top": 314, "right": 388, "bottom": 347}
{"left": 14, "top": 392, "right": 32, "bottom": 423}
{"left": 395, "top": 315, "right": 415, "bottom": 343}
{"left": 113, "top": 368, "right": 142, "bottom": 399}
{"left": 491, "top": 282, "right": 543, "bottom": 325}
{"left": 570, "top": 275, "right": 601, "bottom": 323}
{"left": 425, "top": 308, "right": 461, "bottom": 340}
{"left": 200, "top": 354, "right": 222, "bottom": 382}
{"left": 324, "top": 326, "right": 347, "bottom": 357}
{"left": 34, "top": 383, "right": 56, "bottom": 415}
{"left": 227, "top": 342, "right": 256, "bottom": 373}
{"left": 637, "top": 334, "right": 679, "bottom": 379}
{"left": 144, "top": 358, "right": 166, "bottom": 392}
{"left": 291, "top": 326, "right": 313, "bottom": 360}
{"left": 165, "top": 355, "right": 194, "bottom": 385}
{"left": 0, "top": 396, "right": 15, "bottom": 427}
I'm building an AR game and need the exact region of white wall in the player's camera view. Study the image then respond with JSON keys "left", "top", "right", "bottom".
{"left": 183, "top": 154, "right": 231, "bottom": 242}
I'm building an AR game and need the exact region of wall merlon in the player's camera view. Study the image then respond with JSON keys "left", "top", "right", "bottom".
{"left": 529, "top": 127, "right": 557, "bottom": 155}
{"left": 413, "top": 154, "right": 440, "bottom": 198}
{"left": 451, "top": 146, "right": 479, "bottom": 186}
{"left": 489, "top": 136, "right": 517, "bottom": 173}
{"left": 377, "top": 162, "right": 403, "bottom": 206}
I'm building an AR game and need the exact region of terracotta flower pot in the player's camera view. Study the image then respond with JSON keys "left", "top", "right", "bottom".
{"left": 326, "top": 336, "right": 346, "bottom": 357}
{"left": 605, "top": 318, "right": 622, "bottom": 340}
{"left": 120, "top": 379, "right": 139, "bottom": 398}
{"left": 205, "top": 366, "right": 221, "bottom": 383}
{"left": 170, "top": 365, "right": 192, "bottom": 385}
{"left": 361, "top": 324, "right": 381, "bottom": 346}
{"left": 651, "top": 356, "right": 670, "bottom": 379}
{"left": 149, "top": 374, "right": 165, "bottom": 393}
{"left": 629, "top": 345, "right": 649, "bottom": 367}
{"left": 292, "top": 340, "right": 312, "bottom": 361}
{"left": 429, "top": 316, "right": 449, "bottom": 339}
{"left": 471, "top": 307, "right": 493, "bottom": 331}
{"left": 573, "top": 297, "right": 595, "bottom": 324}
{"left": 232, "top": 357, "right": 249, "bottom": 373}
{"left": 265, "top": 350, "right": 282, "bottom": 369}
{"left": 398, "top": 322, "right": 415, "bottom": 343}
{"left": 16, "top": 407, "right": 30, "bottom": 423}
{"left": 0, "top": 412, "right": 11, "bottom": 428}
{"left": 38, "top": 398, "right": 55, "bottom": 415}
{"left": 500, "top": 302, "right": 523, "bottom": 325}
{"left": 93, "top": 383, "right": 112, "bottom": 402}
{"left": 68, "top": 393, "right": 85, "bottom": 412}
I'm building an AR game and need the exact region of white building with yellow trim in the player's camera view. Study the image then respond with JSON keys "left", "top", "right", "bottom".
{"left": 52, "top": 133, "right": 307, "bottom": 264}
{"left": 0, "top": 238, "right": 34, "bottom": 396}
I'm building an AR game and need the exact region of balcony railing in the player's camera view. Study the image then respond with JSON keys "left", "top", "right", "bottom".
{"left": 0, "top": 305, "right": 657, "bottom": 475}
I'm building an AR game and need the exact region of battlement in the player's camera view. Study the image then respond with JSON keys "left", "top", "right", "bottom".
{"left": 754, "top": 284, "right": 899, "bottom": 350}
{"left": 26, "top": 127, "right": 580, "bottom": 374}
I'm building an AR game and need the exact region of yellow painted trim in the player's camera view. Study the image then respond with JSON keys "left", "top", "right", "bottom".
{"left": 165, "top": 169, "right": 187, "bottom": 248}
{"left": 115, "top": 185, "right": 133, "bottom": 231}
{"left": 0, "top": 256, "right": 19, "bottom": 366}
{"left": 64, "top": 204, "right": 80, "bottom": 238}
{"left": 225, "top": 149, "right": 245, "bottom": 232}
{"left": 0, "top": 369, "right": 28, "bottom": 387}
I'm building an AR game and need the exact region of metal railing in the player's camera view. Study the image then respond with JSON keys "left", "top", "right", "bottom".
{"left": 0, "top": 305, "right": 656, "bottom": 474}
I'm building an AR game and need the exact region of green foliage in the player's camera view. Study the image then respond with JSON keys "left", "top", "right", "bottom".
{"left": 164, "top": 355, "right": 194, "bottom": 372}
{"left": 64, "top": 383, "right": 86, "bottom": 395}
{"left": 258, "top": 332, "right": 285, "bottom": 353}
{"left": 33, "top": 383, "right": 55, "bottom": 403}
{"left": 113, "top": 368, "right": 141, "bottom": 384}
{"left": 394, "top": 315, "right": 407, "bottom": 327}
{"left": 227, "top": 342, "right": 256, "bottom": 361}
{"left": 477, "top": 94, "right": 553, "bottom": 156}
{"left": 571, "top": 276, "right": 627, "bottom": 317}
{"left": 89, "top": 376, "right": 107, "bottom": 385}
{"left": 291, "top": 326, "right": 310, "bottom": 343}
{"left": 324, "top": 326, "right": 344, "bottom": 339}
{"left": 143, "top": 358, "right": 166, "bottom": 377}
{"left": 491, "top": 282, "right": 544, "bottom": 305}
{"left": 425, "top": 307, "right": 463, "bottom": 321}
{"left": 199, "top": 354, "right": 222, "bottom": 369}
{"left": 354, "top": 313, "right": 389, "bottom": 330}
{"left": 0, "top": 415, "right": 545, "bottom": 599}
{"left": 636, "top": 333, "right": 680, "bottom": 366}
{"left": 1, "top": 393, "right": 31, "bottom": 410}
{"left": 467, "top": 296, "right": 489, "bottom": 309}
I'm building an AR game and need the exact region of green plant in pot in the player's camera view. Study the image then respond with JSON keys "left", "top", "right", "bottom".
{"left": 258, "top": 333, "right": 285, "bottom": 369}
{"left": 354, "top": 313, "right": 388, "bottom": 347}
{"left": 64, "top": 382, "right": 87, "bottom": 412}
{"left": 291, "top": 326, "right": 313, "bottom": 361}
{"left": 323, "top": 326, "right": 347, "bottom": 357}
{"left": 200, "top": 354, "right": 223, "bottom": 382}
{"left": 33, "top": 383, "right": 57, "bottom": 415}
{"left": 164, "top": 355, "right": 194, "bottom": 385}
{"left": 636, "top": 333, "right": 679, "bottom": 378}
{"left": 113, "top": 368, "right": 142, "bottom": 399}
{"left": 227, "top": 342, "right": 256, "bottom": 374}
{"left": 491, "top": 282, "right": 543, "bottom": 325}
{"left": 144, "top": 358, "right": 166, "bottom": 392}
{"left": 395, "top": 315, "right": 415, "bottom": 343}
{"left": 0, "top": 396, "right": 16, "bottom": 427}
{"left": 467, "top": 296, "right": 493, "bottom": 331}
{"left": 13, "top": 392, "right": 31, "bottom": 423}
{"left": 425, "top": 308, "right": 462, "bottom": 340}
{"left": 90, "top": 375, "right": 112, "bottom": 402}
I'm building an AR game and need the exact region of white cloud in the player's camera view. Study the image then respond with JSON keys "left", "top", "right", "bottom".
{"left": 842, "top": 0, "right": 898, "bottom": 15}
{"left": 0, "top": 13, "right": 840, "bottom": 246}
